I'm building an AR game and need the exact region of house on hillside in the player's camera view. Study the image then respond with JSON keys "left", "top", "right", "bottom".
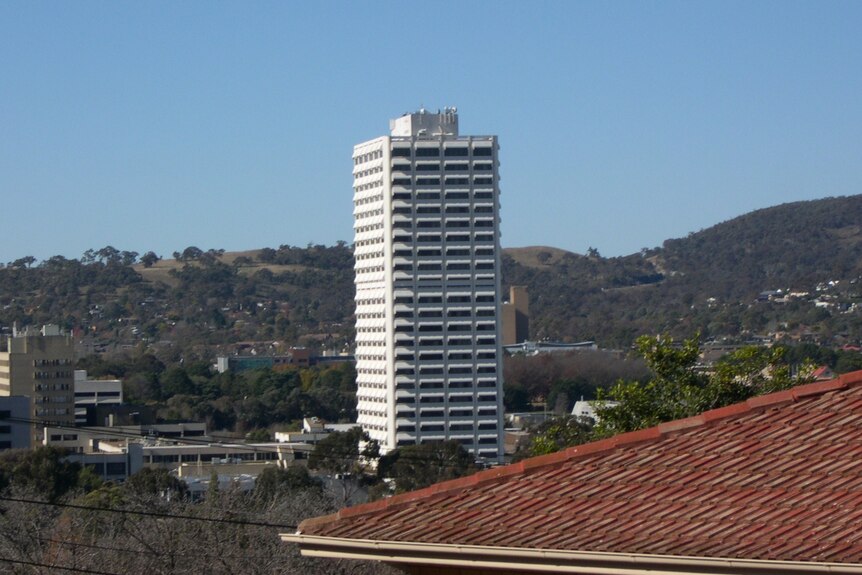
{"left": 284, "top": 370, "right": 862, "bottom": 574}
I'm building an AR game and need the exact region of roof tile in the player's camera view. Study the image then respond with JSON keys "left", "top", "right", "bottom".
{"left": 299, "top": 370, "right": 862, "bottom": 564}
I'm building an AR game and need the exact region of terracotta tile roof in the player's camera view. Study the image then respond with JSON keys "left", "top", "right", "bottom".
{"left": 296, "top": 371, "right": 862, "bottom": 564}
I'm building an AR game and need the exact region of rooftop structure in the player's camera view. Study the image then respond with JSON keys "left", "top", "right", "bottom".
{"left": 285, "top": 370, "right": 862, "bottom": 574}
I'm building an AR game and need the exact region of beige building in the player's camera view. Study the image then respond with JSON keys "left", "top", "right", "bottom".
{"left": 0, "top": 325, "right": 76, "bottom": 443}
{"left": 501, "top": 285, "right": 529, "bottom": 346}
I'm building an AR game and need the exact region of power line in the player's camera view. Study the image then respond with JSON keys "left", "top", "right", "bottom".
{"left": 35, "top": 536, "right": 292, "bottom": 562}
{"left": 0, "top": 414, "right": 491, "bottom": 471}
{"left": 0, "top": 495, "right": 299, "bottom": 531}
{"left": 0, "top": 556, "right": 121, "bottom": 575}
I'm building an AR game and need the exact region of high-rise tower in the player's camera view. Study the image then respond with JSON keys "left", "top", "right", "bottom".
{"left": 353, "top": 109, "right": 504, "bottom": 461}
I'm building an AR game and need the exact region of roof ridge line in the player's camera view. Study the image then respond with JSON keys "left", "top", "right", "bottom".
{"left": 297, "top": 370, "right": 862, "bottom": 532}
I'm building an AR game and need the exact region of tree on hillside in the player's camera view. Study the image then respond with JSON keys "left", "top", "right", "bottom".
{"left": 594, "top": 334, "right": 810, "bottom": 438}
{"left": 140, "top": 251, "right": 160, "bottom": 267}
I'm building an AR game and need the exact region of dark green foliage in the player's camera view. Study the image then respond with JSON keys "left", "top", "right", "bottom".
{"left": 380, "top": 441, "right": 477, "bottom": 493}
{"left": 253, "top": 466, "right": 321, "bottom": 500}
{"left": 123, "top": 467, "right": 189, "bottom": 499}
{"left": 502, "top": 195, "right": 862, "bottom": 346}
{"left": 309, "top": 427, "right": 376, "bottom": 475}
{"left": 519, "top": 416, "right": 594, "bottom": 458}
{"left": 7, "top": 194, "right": 862, "bottom": 358}
{"left": 0, "top": 446, "right": 100, "bottom": 502}
{"left": 594, "top": 334, "right": 806, "bottom": 437}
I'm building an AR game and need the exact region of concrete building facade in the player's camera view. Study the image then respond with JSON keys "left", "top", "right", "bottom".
{"left": 501, "top": 285, "right": 529, "bottom": 346}
{"left": 73, "top": 370, "right": 123, "bottom": 425}
{"left": 0, "top": 325, "right": 76, "bottom": 443}
{"left": 0, "top": 396, "right": 31, "bottom": 450}
{"left": 353, "top": 109, "right": 504, "bottom": 460}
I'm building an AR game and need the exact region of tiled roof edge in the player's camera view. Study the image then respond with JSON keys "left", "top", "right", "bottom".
{"left": 300, "top": 370, "right": 862, "bottom": 532}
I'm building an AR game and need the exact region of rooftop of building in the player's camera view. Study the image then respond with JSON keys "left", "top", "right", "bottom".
{"left": 286, "top": 370, "right": 862, "bottom": 569}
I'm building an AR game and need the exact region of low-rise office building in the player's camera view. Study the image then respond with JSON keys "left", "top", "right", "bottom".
{"left": 73, "top": 369, "right": 123, "bottom": 425}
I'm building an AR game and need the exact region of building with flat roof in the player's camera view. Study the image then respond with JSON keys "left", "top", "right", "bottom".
{"left": 0, "top": 325, "right": 75, "bottom": 443}
{"left": 352, "top": 109, "right": 504, "bottom": 460}
{"left": 73, "top": 369, "right": 123, "bottom": 425}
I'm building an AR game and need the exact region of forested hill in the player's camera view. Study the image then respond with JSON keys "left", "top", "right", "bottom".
{"left": 504, "top": 195, "right": 862, "bottom": 345}
{"left": 2, "top": 195, "right": 862, "bottom": 355}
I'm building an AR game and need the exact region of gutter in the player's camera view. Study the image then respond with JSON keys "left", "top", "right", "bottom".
{"left": 281, "top": 534, "right": 862, "bottom": 575}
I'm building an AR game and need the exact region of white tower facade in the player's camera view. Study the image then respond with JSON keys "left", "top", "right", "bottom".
{"left": 353, "top": 109, "right": 504, "bottom": 461}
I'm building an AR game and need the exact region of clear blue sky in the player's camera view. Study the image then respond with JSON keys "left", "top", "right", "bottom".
{"left": 2, "top": 1, "right": 860, "bottom": 263}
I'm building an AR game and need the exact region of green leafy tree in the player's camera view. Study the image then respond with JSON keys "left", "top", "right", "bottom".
{"left": 123, "top": 467, "right": 188, "bottom": 500}
{"left": 253, "top": 466, "right": 321, "bottom": 501}
{"left": 309, "top": 427, "right": 377, "bottom": 475}
{"left": 521, "top": 416, "right": 594, "bottom": 458}
{"left": 0, "top": 446, "right": 99, "bottom": 502}
{"left": 594, "top": 334, "right": 809, "bottom": 438}
{"left": 382, "top": 441, "right": 477, "bottom": 493}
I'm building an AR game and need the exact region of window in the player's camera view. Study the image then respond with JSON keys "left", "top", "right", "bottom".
{"left": 473, "top": 147, "right": 493, "bottom": 156}
{"left": 448, "top": 366, "right": 472, "bottom": 374}
{"left": 444, "top": 147, "right": 468, "bottom": 157}
{"left": 416, "top": 163, "right": 440, "bottom": 172}
{"left": 416, "top": 147, "right": 440, "bottom": 157}
{"left": 444, "top": 163, "right": 469, "bottom": 171}
{"left": 418, "top": 296, "right": 442, "bottom": 303}
{"left": 392, "top": 147, "right": 411, "bottom": 157}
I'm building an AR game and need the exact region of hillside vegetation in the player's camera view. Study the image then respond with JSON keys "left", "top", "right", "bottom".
{"left": 2, "top": 195, "right": 862, "bottom": 356}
